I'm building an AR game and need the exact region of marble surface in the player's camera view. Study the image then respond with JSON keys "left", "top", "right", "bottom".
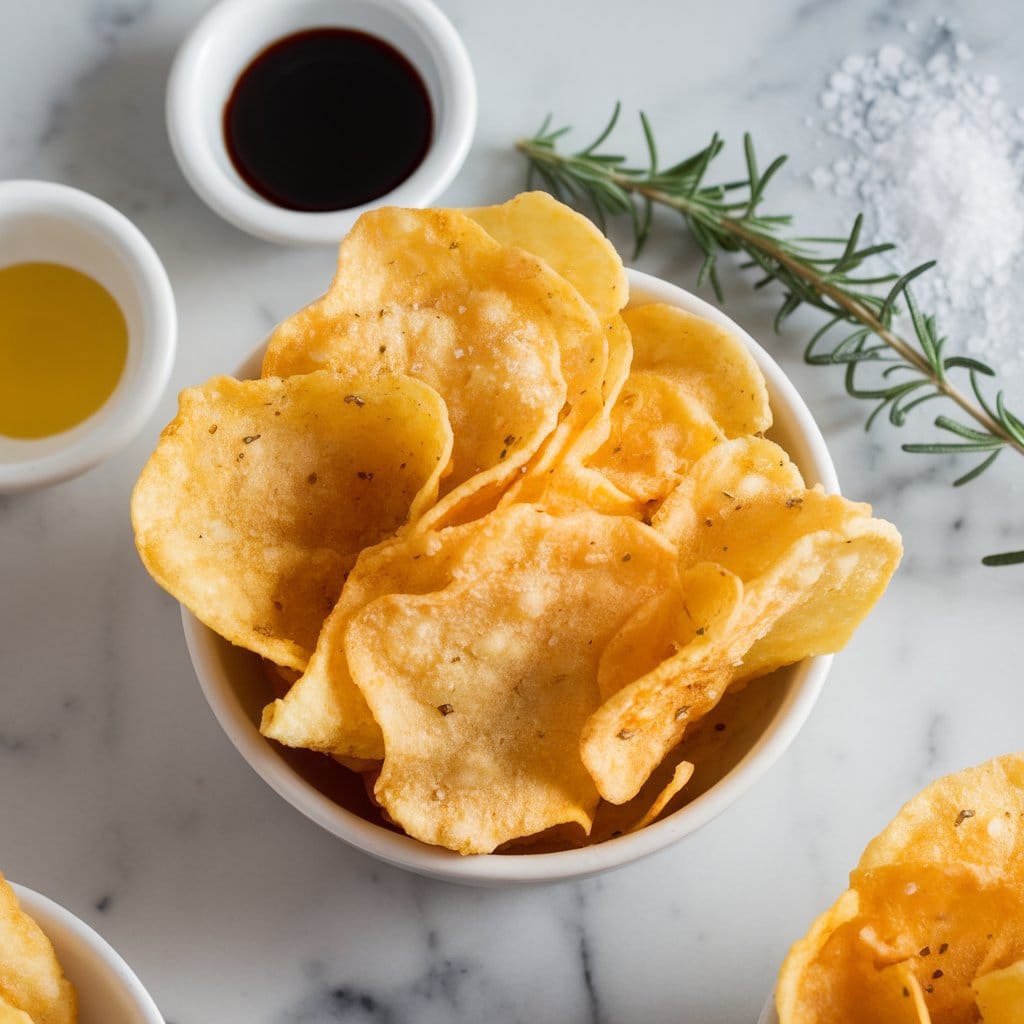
{"left": 2, "top": 1, "right": 1023, "bottom": 1021}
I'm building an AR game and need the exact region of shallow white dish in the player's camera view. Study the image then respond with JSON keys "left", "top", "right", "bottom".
{"left": 166, "top": 0, "right": 476, "bottom": 245}
{"left": 182, "top": 268, "right": 839, "bottom": 886}
{"left": 0, "top": 180, "right": 176, "bottom": 493}
{"left": 11, "top": 883, "right": 163, "bottom": 1024}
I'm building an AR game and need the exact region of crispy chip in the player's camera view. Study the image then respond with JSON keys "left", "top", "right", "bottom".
{"left": 261, "top": 206, "right": 608, "bottom": 526}
{"left": 974, "top": 960, "right": 1024, "bottom": 1023}
{"left": 589, "top": 370, "right": 724, "bottom": 503}
{"left": 261, "top": 522, "right": 483, "bottom": 760}
{"left": 778, "top": 754, "right": 1024, "bottom": 1024}
{"left": 585, "top": 497, "right": 901, "bottom": 803}
{"left": 466, "top": 190, "right": 628, "bottom": 322}
{"left": 581, "top": 562, "right": 745, "bottom": 803}
{"left": 625, "top": 303, "right": 772, "bottom": 437}
{"left": 0, "top": 874, "right": 77, "bottom": 1024}
{"left": 652, "top": 435, "right": 806, "bottom": 555}
{"left": 132, "top": 371, "right": 452, "bottom": 669}
{"left": 344, "top": 506, "right": 679, "bottom": 853}
{"left": 856, "top": 754, "right": 1024, "bottom": 881}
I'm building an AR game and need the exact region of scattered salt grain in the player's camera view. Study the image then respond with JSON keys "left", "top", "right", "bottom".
{"left": 812, "top": 29, "right": 1024, "bottom": 384}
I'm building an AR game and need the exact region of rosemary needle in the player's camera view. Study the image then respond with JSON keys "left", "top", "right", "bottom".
{"left": 515, "top": 104, "right": 1024, "bottom": 566}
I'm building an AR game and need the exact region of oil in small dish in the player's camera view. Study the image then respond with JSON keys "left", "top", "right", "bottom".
{"left": 0, "top": 262, "right": 128, "bottom": 439}
{"left": 223, "top": 27, "right": 434, "bottom": 212}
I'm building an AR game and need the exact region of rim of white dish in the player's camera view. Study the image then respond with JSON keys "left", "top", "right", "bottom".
{"left": 12, "top": 883, "right": 164, "bottom": 1023}
{"left": 183, "top": 268, "right": 838, "bottom": 884}
{"left": 166, "top": 0, "right": 477, "bottom": 245}
{"left": 0, "top": 180, "right": 177, "bottom": 493}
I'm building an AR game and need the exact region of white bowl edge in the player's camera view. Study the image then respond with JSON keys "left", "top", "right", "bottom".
{"left": 11, "top": 883, "right": 164, "bottom": 1024}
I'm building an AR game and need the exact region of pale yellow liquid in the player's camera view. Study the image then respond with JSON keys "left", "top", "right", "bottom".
{"left": 0, "top": 262, "right": 128, "bottom": 439}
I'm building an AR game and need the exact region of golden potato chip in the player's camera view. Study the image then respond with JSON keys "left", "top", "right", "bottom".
{"left": 625, "top": 302, "right": 772, "bottom": 437}
{"left": 466, "top": 190, "right": 628, "bottom": 322}
{"left": 585, "top": 497, "right": 901, "bottom": 804}
{"left": 261, "top": 521, "right": 483, "bottom": 760}
{"left": 856, "top": 754, "right": 1024, "bottom": 881}
{"left": 974, "top": 960, "right": 1024, "bottom": 1023}
{"left": 0, "top": 873, "right": 77, "bottom": 1024}
{"left": 505, "top": 314, "right": 642, "bottom": 519}
{"left": 132, "top": 371, "right": 452, "bottom": 669}
{"left": 0, "top": 996, "right": 35, "bottom": 1023}
{"left": 778, "top": 754, "right": 1024, "bottom": 1024}
{"left": 344, "top": 506, "right": 679, "bottom": 854}
{"left": 652, "top": 435, "right": 805, "bottom": 555}
{"left": 261, "top": 206, "right": 609, "bottom": 527}
{"left": 588, "top": 758, "right": 696, "bottom": 843}
{"left": 589, "top": 370, "right": 724, "bottom": 503}
{"left": 581, "top": 562, "right": 746, "bottom": 803}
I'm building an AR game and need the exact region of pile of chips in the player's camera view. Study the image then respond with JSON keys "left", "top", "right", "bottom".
{"left": 132, "top": 192, "right": 902, "bottom": 855}
{"left": 777, "top": 753, "right": 1024, "bottom": 1024}
{"left": 0, "top": 872, "right": 77, "bottom": 1023}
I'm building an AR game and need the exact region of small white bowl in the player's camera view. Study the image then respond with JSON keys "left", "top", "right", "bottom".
{"left": 0, "top": 180, "right": 177, "bottom": 493}
{"left": 166, "top": 0, "right": 477, "bottom": 245}
{"left": 182, "top": 269, "right": 839, "bottom": 886}
{"left": 11, "top": 883, "right": 163, "bottom": 1024}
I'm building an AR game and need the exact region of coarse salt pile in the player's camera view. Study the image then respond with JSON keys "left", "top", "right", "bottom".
{"left": 811, "top": 30, "right": 1024, "bottom": 383}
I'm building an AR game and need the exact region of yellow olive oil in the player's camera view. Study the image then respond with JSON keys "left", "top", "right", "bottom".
{"left": 0, "top": 261, "right": 128, "bottom": 439}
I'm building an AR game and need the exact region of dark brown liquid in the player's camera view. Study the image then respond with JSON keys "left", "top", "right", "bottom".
{"left": 224, "top": 28, "right": 433, "bottom": 213}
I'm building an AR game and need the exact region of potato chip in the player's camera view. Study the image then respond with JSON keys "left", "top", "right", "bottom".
{"left": 652, "top": 435, "right": 806, "bottom": 555}
{"left": 0, "top": 996, "right": 35, "bottom": 1023}
{"left": 974, "top": 960, "right": 1024, "bottom": 1023}
{"left": 0, "top": 874, "right": 77, "bottom": 1024}
{"left": 589, "top": 370, "right": 724, "bottom": 503}
{"left": 132, "top": 371, "right": 452, "bottom": 669}
{"left": 778, "top": 754, "right": 1024, "bottom": 1024}
{"left": 343, "top": 506, "right": 679, "bottom": 853}
{"left": 466, "top": 190, "right": 628, "bottom": 322}
{"left": 581, "top": 562, "right": 746, "bottom": 803}
{"left": 506, "top": 314, "right": 642, "bottom": 518}
{"left": 625, "top": 302, "right": 772, "bottom": 437}
{"left": 261, "top": 206, "right": 608, "bottom": 527}
{"left": 856, "top": 754, "right": 1024, "bottom": 881}
{"left": 261, "top": 521, "right": 483, "bottom": 760}
{"left": 585, "top": 498, "right": 901, "bottom": 803}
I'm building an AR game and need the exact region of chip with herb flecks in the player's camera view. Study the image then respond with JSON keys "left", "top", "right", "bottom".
{"left": 777, "top": 752, "right": 1024, "bottom": 1024}
{"left": 131, "top": 371, "right": 452, "bottom": 670}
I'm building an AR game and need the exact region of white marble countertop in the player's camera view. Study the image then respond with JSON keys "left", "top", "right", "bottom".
{"left": 2, "top": 2, "right": 1023, "bottom": 1021}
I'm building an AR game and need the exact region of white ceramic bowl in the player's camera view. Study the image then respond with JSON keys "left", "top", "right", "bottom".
{"left": 0, "top": 180, "right": 176, "bottom": 493}
{"left": 759, "top": 993, "right": 780, "bottom": 1023}
{"left": 182, "top": 269, "right": 839, "bottom": 885}
{"left": 166, "top": 0, "right": 476, "bottom": 245}
{"left": 11, "top": 883, "right": 163, "bottom": 1024}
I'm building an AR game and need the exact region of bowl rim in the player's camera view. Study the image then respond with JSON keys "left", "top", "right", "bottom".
{"left": 11, "top": 882, "right": 164, "bottom": 1023}
{"left": 165, "top": 0, "right": 477, "bottom": 245}
{"left": 0, "top": 179, "right": 177, "bottom": 493}
{"left": 182, "top": 267, "right": 838, "bottom": 884}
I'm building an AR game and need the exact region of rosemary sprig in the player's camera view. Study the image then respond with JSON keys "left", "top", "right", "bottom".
{"left": 516, "top": 104, "right": 1024, "bottom": 566}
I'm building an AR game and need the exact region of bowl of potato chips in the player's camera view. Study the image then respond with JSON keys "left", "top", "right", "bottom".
{"left": 134, "top": 192, "right": 903, "bottom": 883}
{"left": 771, "top": 752, "right": 1024, "bottom": 1024}
{"left": 0, "top": 873, "right": 163, "bottom": 1023}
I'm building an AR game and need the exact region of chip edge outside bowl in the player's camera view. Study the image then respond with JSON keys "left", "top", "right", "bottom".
{"left": 181, "top": 267, "right": 838, "bottom": 885}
